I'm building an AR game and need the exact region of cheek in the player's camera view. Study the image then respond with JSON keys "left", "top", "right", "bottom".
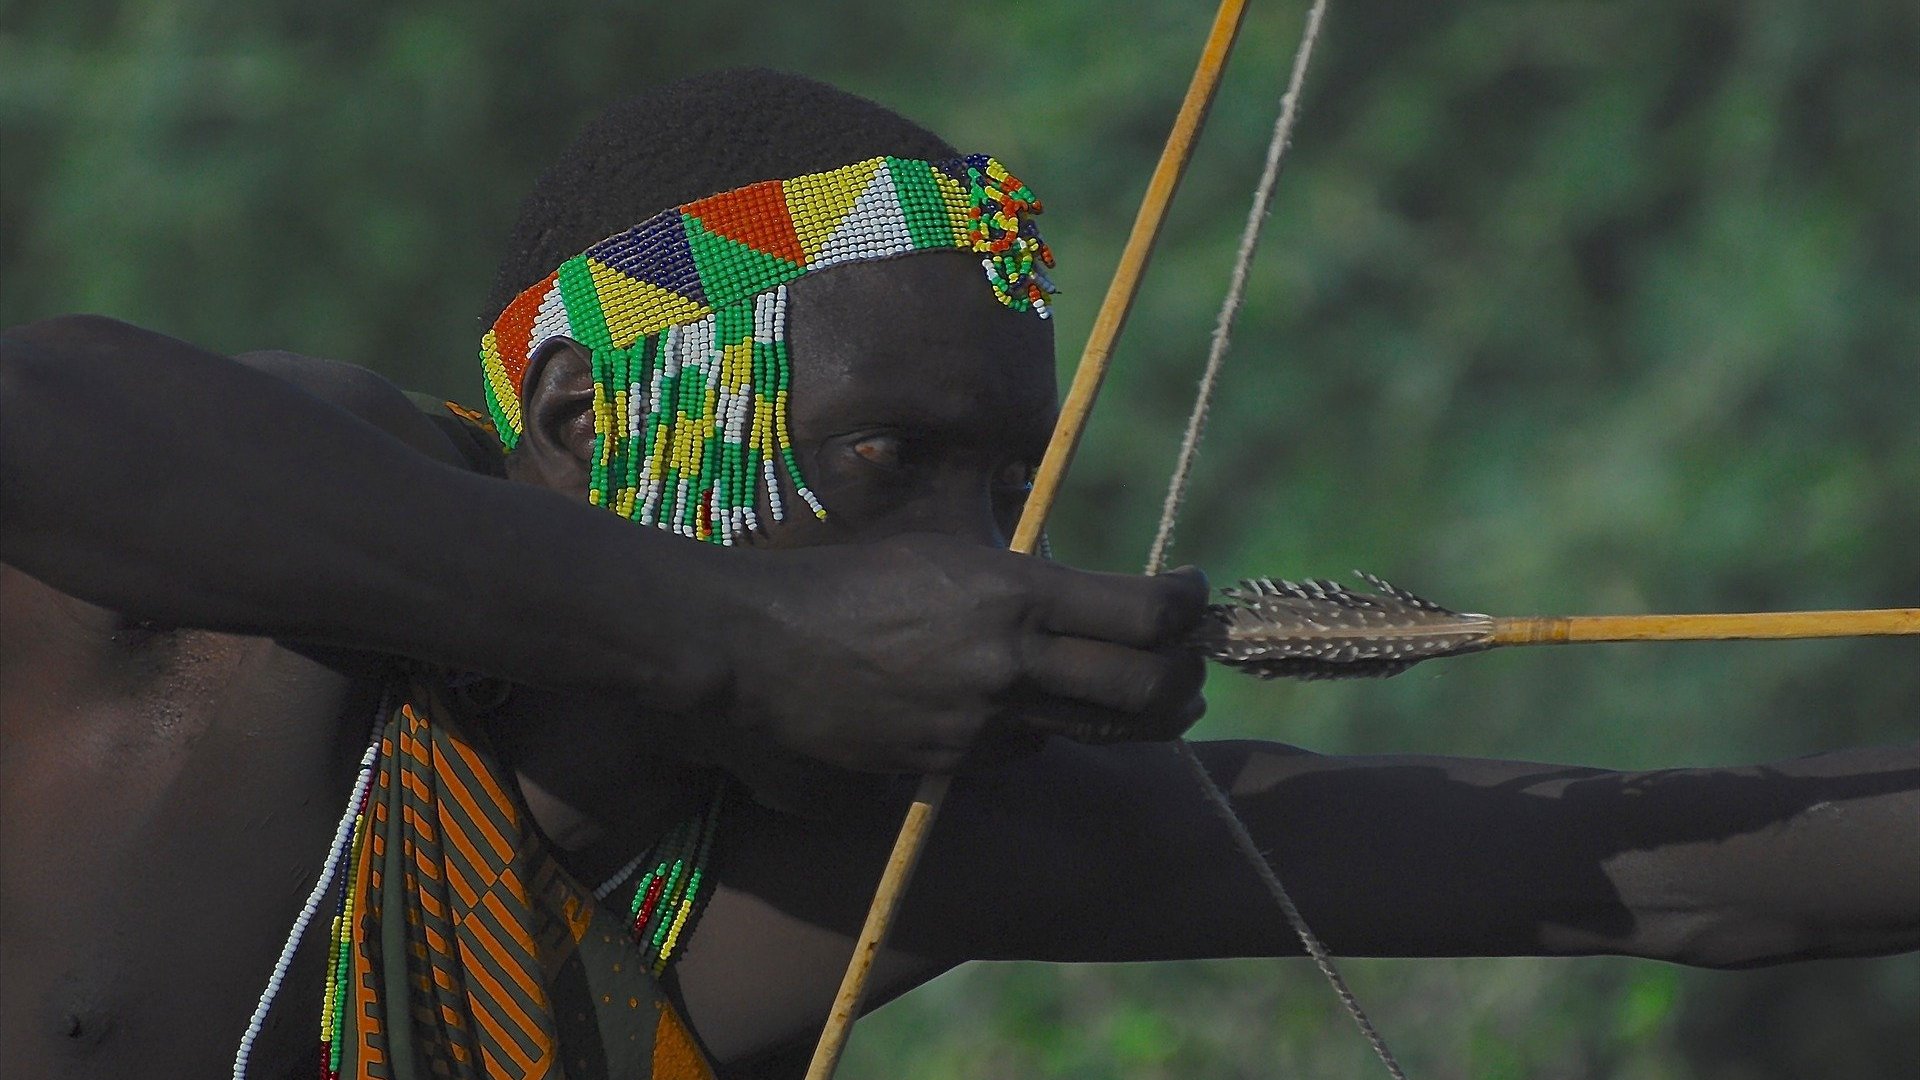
{"left": 736, "top": 445, "right": 855, "bottom": 550}
{"left": 741, "top": 511, "right": 835, "bottom": 551}
{"left": 756, "top": 455, "right": 1009, "bottom": 547}
{"left": 801, "top": 449, "right": 905, "bottom": 521}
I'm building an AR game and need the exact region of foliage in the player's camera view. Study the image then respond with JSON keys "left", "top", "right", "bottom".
{"left": 3, "top": 0, "right": 1915, "bottom": 1075}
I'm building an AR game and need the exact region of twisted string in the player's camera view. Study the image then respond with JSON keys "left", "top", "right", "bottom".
{"left": 1168, "top": 745, "right": 1406, "bottom": 1078}
{"left": 1143, "top": 2, "right": 1409, "bottom": 1076}
{"left": 1147, "top": 0, "right": 1322, "bottom": 572}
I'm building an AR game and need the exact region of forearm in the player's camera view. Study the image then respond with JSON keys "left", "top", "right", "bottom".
{"left": 875, "top": 737, "right": 1920, "bottom": 968}
{"left": 1538, "top": 742, "right": 1920, "bottom": 966}
{"left": 0, "top": 315, "right": 735, "bottom": 706}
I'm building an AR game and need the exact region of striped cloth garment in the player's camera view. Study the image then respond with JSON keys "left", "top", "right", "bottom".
{"left": 339, "top": 682, "right": 714, "bottom": 1080}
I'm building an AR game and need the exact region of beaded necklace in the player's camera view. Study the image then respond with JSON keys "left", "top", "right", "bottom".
{"left": 318, "top": 739, "right": 380, "bottom": 1080}
{"left": 235, "top": 690, "right": 730, "bottom": 1080}
{"left": 594, "top": 782, "right": 729, "bottom": 976}
{"left": 321, "top": 692, "right": 732, "bottom": 1079}
{"left": 231, "top": 699, "right": 387, "bottom": 1080}
{"left": 481, "top": 154, "right": 1056, "bottom": 545}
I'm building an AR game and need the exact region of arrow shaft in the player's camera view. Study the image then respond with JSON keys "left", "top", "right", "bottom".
{"left": 1492, "top": 608, "right": 1920, "bottom": 645}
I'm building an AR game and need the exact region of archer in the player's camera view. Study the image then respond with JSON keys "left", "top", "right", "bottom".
{"left": 3, "top": 71, "right": 1915, "bottom": 1080}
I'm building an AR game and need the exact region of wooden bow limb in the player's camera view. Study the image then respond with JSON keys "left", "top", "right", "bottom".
{"left": 801, "top": 2, "right": 1252, "bottom": 1075}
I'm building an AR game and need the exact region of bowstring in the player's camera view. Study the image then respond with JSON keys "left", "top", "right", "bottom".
{"left": 1147, "top": 0, "right": 1321, "bottom": 571}
{"left": 1143, "top": 2, "right": 1409, "bottom": 1076}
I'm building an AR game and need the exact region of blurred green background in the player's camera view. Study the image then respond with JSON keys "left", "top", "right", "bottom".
{"left": 3, "top": 0, "right": 1915, "bottom": 1076}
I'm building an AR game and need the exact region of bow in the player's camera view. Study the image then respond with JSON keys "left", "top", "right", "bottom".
{"left": 805, "top": 2, "right": 1266, "bottom": 1075}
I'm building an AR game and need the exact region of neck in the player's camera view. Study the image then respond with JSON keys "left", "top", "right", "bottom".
{"left": 487, "top": 685, "right": 717, "bottom": 875}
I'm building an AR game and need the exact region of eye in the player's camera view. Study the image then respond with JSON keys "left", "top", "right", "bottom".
{"left": 850, "top": 434, "right": 904, "bottom": 469}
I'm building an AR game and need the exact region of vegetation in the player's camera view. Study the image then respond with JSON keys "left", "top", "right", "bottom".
{"left": 4, "top": 1, "right": 1913, "bottom": 1075}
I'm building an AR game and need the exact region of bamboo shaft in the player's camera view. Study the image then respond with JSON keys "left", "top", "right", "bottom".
{"left": 1492, "top": 608, "right": 1920, "bottom": 646}
{"left": 805, "top": 3, "right": 1251, "bottom": 1076}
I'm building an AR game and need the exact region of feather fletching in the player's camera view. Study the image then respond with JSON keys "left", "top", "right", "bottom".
{"left": 1194, "top": 572, "right": 1495, "bottom": 680}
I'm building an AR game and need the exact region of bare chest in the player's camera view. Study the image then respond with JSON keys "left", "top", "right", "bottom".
{"left": 1, "top": 572, "right": 378, "bottom": 1078}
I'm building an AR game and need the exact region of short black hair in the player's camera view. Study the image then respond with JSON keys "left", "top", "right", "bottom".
{"left": 482, "top": 68, "right": 958, "bottom": 324}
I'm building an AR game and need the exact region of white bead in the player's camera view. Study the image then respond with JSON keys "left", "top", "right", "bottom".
{"left": 232, "top": 697, "right": 387, "bottom": 1080}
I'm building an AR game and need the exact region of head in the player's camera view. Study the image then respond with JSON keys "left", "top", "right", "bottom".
{"left": 485, "top": 69, "right": 1057, "bottom": 550}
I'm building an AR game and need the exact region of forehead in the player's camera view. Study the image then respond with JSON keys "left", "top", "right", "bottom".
{"left": 782, "top": 251, "right": 1057, "bottom": 438}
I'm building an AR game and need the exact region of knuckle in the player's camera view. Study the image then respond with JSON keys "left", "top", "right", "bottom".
{"left": 1156, "top": 575, "right": 1208, "bottom": 635}
{"left": 978, "top": 641, "right": 1021, "bottom": 694}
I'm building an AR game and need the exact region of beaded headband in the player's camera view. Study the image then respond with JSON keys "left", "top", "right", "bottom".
{"left": 481, "top": 153, "right": 1056, "bottom": 544}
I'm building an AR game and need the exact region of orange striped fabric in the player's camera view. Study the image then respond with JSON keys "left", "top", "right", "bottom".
{"left": 343, "top": 683, "right": 716, "bottom": 1080}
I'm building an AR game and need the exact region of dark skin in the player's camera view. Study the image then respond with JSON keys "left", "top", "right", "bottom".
{"left": 2, "top": 253, "right": 1917, "bottom": 1080}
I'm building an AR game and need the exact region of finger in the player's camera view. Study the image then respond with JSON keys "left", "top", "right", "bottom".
{"left": 1030, "top": 561, "right": 1211, "bottom": 646}
{"left": 1159, "top": 565, "right": 1211, "bottom": 635}
{"left": 1020, "top": 634, "right": 1208, "bottom": 721}
{"left": 1152, "top": 678, "right": 1207, "bottom": 740}
{"left": 1002, "top": 680, "right": 1205, "bottom": 745}
{"left": 1163, "top": 565, "right": 1210, "bottom": 606}
{"left": 1002, "top": 692, "right": 1138, "bottom": 743}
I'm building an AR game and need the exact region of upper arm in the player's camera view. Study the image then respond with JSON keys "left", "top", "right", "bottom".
{"left": 930, "top": 738, "right": 1920, "bottom": 968}
{"left": 2, "top": 318, "right": 477, "bottom": 476}
{"left": 671, "top": 741, "right": 1272, "bottom": 1066}
{"left": 926, "top": 738, "right": 1920, "bottom": 967}
{"left": 223, "top": 350, "right": 509, "bottom": 673}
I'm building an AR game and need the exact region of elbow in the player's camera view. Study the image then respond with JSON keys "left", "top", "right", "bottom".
{"left": 1, "top": 314, "right": 140, "bottom": 424}
{"left": 1, "top": 314, "right": 124, "bottom": 468}
{"left": 0, "top": 323, "right": 63, "bottom": 490}
{"left": 4, "top": 312, "right": 143, "bottom": 353}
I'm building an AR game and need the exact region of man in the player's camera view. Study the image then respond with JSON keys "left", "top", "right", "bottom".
{"left": 3, "top": 70, "right": 1915, "bottom": 1079}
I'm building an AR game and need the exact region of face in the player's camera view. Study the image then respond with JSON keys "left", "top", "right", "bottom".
{"left": 514, "top": 250, "right": 1058, "bottom": 550}
{"left": 768, "top": 250, "right": 1057, "bottom": 549}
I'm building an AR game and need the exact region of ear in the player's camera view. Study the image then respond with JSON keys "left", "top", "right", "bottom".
{"left": 516, "top": 337, "right": 597, "bottom": 493}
